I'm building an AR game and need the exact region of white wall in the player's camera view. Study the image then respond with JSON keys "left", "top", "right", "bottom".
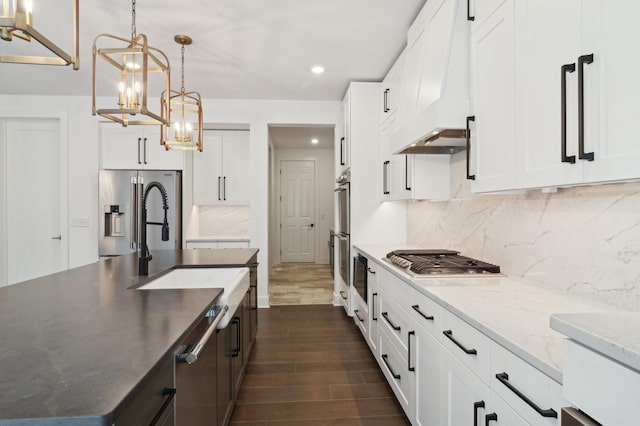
{"left": 407, "top": 151, "right": 640, "bottom": 311}
{"left": 274, "top": 148, "right": 335, "bottom": 264}
{"left": 0, "top": 95, "right": 341, "bottom": 308}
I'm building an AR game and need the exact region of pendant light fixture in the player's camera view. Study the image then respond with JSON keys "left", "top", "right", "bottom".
{"left": 161, "top": 35, "right": 203, "bottom": 152}
{"left": 0, "top": 0, "right": 79, "bottom": 68}
{"left": 92, "top": 0, "right": 170, "bottom": 126}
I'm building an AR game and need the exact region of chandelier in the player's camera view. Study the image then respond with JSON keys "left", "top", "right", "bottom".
{"left": 0, "top": 0, "right": 79, "bottom": 69}
{"left": 161, "top": 35, "right": 203, "bottom": 152}
{"left": 92, "top": 0, "right": 170, "bottom": 126}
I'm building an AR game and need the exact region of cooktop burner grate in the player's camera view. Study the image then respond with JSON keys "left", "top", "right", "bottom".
{"left": 386, "top": 250, "right": 500, "bottom": 275}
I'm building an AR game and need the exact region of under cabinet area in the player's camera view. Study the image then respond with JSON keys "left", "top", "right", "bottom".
{"left": 193, "top": 130, "right": 250, "bottom": 205}
{"left": 100, "top": 123, "right": 185, "bottom": 170}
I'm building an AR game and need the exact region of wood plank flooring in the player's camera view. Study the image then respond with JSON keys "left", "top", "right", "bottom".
{"left": 269, "top": 264, "right": 334, "bottom": 305}
{"left": 229, "top": 305, "right": 410, "bottom": 425}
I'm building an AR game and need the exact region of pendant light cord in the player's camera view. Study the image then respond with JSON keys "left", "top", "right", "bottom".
{"left": 181, "top": 43, "right": 186, "bottom": 93}
{"left": 131, "top": 0, "right": 137, "bottom": 40}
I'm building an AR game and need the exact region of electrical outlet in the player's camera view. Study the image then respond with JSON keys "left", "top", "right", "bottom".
{"left": 70, "top": 217, "right": 90, "bottom": 228}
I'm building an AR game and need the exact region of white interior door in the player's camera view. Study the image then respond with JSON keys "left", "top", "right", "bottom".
{"left": 3, "top": 119, "right": 67, "bottom": 285}
{"left": 280, "top": 160, "right": 315, "bottom": 263}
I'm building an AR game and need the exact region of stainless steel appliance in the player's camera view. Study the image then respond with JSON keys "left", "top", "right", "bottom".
{"left": 335, "top": 171, "right": 350, "bottom": 286}
{"left": 561, "top": 408, "right": 601, "bottom": 426}
{"left": 385, "top": 249, "right": 501, "bottom": 277}
{"left": 329, "top": 229, "right": 335, "bottom": 277}
{"left": 99, "top": 170, "right": 182, "bottom": 257}
{"left": 353, "top": 254, "right": 368, "bottom": 302}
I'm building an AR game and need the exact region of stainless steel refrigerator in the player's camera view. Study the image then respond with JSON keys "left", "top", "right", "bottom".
{"left": 99, "top": 170, "right": 182, "bottom": 257}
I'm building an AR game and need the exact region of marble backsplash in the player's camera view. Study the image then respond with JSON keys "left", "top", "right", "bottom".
{"left": 406, "top": 152, "right": 640, "bottom": 311}
{"left": 198, "top": 205, "right": 251, "bottom": 237}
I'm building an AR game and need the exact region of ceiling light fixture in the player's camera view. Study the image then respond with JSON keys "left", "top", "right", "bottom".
{"left": 92, "top": 0, "right": 170, "bottom": 126}
{"left": 311, "top": 65, "right": 325, "bottom": 74}
{"left": 160, "top": 34, "right": 203, "bottom": 152}
{"left": 0, "top": 0, "right": 79, "bottom": 68}
{"left": 311, "top": 138, "right": 319, "bottom": 144}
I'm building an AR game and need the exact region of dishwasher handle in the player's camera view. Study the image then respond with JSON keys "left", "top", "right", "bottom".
{"left": 177, "top": 305, "right": 229, "bottom": 365}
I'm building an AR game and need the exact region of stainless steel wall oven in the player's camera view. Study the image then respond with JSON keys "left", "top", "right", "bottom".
{"left": 335, "top": 171, "right": 350, "bottom": 286}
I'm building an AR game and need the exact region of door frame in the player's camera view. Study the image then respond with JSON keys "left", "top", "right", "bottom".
{"left": 276, "top": 159, "right": 317, "bottom": 264}
{"left": 0, "top": 109, "right": 69, "bottom": 286}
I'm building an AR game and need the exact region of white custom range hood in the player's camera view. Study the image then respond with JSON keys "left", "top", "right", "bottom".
{"left": 392, "top": 0, "right": 470, "bottom": 155}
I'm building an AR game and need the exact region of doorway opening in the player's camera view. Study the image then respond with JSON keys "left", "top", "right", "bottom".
{"left": 268, "top": 124, "right": 335, "bottom": 305}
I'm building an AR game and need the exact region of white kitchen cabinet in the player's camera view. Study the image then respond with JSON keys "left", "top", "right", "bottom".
{"left": 352, "top": 291, "right": 368, "bottom": 338}
{"left": 411, "top": 322, "right": 442, "bottom": 426}
{"left": 338, "top": 91, "right": 351, "bottom": 172}
{"left": 367, "top": 263, "right": 379, "bottom": 356}
{"left": 100, "top": 124, "right": 184, "bottom": 170}
{"left": 378, "top": 322, "right": 413, "bottom": 416}
{"left": 193, "top": 130, "right": 250, "bottom": 205}
{"left": 185, "top": 240, "right": 250, "bottom": 249}
{"left": 380, "top": 117, "right": 409, "bottom": 201}
{"left": 380, "top": 50, "right": 405, "bottom": 126}
{"left": 468, "top": 0, "right": 517, "bottom": 193}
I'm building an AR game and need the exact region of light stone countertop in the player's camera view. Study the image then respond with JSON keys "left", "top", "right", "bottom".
{"left": 354, "top": 243, "right": 617, "bottom": 383}
{"left": 550, "top": 312, "right": 640, "bottom": 373}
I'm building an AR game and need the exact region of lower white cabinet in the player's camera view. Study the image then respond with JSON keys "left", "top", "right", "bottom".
{"left": 367, "top": 265, "right": 379, "bottom": 356}
{"left": 186, "top": 240, "right": 250, "bottom": 249}
{"left": 411, "top": 323, "right": 442, "bottom": 426}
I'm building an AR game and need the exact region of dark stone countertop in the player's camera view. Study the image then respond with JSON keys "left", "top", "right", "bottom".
{"left": 0, "top": 248, "right": 258, "bottom": 425}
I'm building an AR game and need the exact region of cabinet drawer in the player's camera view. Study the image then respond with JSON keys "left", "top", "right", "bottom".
{"left": 378, "top": 325, "right": 411, "bottom": 416}
{"left": 376, "top": 267, "right": 412, "bottom": 308}
{"left": 352, "top": 293, "right": 368, "bottom": 338}
{"left": 379, "top": 290, "right": 412, "bottom": 352}
{"left": 441, "top": 309, "right": 489, "bottom": 383}
{"left": 489, "top": 342, "right": 562, "bottom": 426}
{"left": 410, "top": 288, "right": 442, "bottom": 339}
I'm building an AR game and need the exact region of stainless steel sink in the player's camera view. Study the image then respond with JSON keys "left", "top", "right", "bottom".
{"left": 138, "top": 267, "right": 250, "bottom": 328}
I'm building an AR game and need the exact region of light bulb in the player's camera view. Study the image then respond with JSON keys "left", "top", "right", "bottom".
{"left": 134, "top": 81, "right": 141, "bottom": 93}
{"left": 186, "top": 122, "right": 193, "bottom": 132}
{"left": 25, "top": 0, "right": 32, "bottom": 14}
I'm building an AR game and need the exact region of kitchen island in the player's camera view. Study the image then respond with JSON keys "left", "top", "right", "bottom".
{"left": 0, "top": 248, "right": 258, "bottom": 425}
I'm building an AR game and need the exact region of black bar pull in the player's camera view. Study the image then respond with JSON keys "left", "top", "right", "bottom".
{"left": 578, "top": 53, "right": 594, "bottom": 161}
{"left": 466, "top": 116, "right": 476, "bottom": 180}
{"left": 443, "top": 329, "right": 477, "bottom": 355}
{"left": 339, "top": 290, "right": 348, "bottom": 300}
{"left": 340, "top": 137, "right": 345, "bottom": 166}
{"left": 383, "top": 161, "right": 390, "bottom": 195}
{"left": 137, "top": 137, "right": 142, "bottom": 164}
{"left": 372, "top": 293, "right": 378, "bottom": 321}
{"left": 381, "top": 312, "right": 401, "bottom": 331}
{"left": 485, "top": 413, "right": 498, "bottom": 425}
{"left": 467, "top": 0, "right": 475, "bottom": 21}
{"left": 412, "top": 305, "right": 434, "bottom": 321}
{"left": 232, "top": 317, "right": 241, "bottom": 357}
{"left": 405, "top": 155, "right": 411, "bottom": 190}
{"left": 561, "top": 63, "right": 577, "bottom": 164}
{"left": 474, "top": 401, "right": 485, "bottom": 426}
{"left": 383, "top": 88, "right": 390, "bottom": 113}
{"left": 150, "top": 387, "right": 177, "bottom": 426}
{"left": 143, "top": 137, "right": 148, "bottom": 164}
{"left": 223, "top": 176, "right": 227, "bottom": 200}
{"left": 408, "top": 331, "right": 415, "bottom": 372}
{"left": 217, "top": 176, "right": 221, "bottom": 201}
{"left": 367, "top": 267, "right": 376, "bottom": 275}
{"left": 354, "top": 309, "right": 365, "bottom": 323}
{"left": 381, "top": 354, "right": 401, "bottom": 380}
{"left": 495, "top": 372, "right": 558, "bottom": 418}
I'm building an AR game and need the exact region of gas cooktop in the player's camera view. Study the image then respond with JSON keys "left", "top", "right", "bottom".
{"left": 385, "top": 250, "right": 501, "bottom": 276}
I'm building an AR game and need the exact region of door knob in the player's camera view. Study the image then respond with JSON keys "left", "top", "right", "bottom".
{"left": 309, "top": 224, "right": 314, "bottom": 228}
{"left": 51, "top": 235, "right": 62, "bottom": 240}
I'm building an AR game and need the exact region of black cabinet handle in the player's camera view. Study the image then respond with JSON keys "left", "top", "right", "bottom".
{"left": 339, "top": 290, "right": 348, "bottom": 300}
{"left": 372, "top": 292, "right": 378, "bottom": 321}
{"left": 231, "top": 317, "right": 241, "bottom": 357}
{"left": 137, "top": 137, "right": 142, "bottom": 164}
{"left": 495, "top": 372, "right": 558, "bottom": 418}
{"left": 578, "top": 53, "right": 594, "bottom": 161}
{"left": 217, "top": 176, "right": 221, "bottom": 201}
{"left": 367, "top": 267, "right": 376, "bottom": 275}
{"left": 561, "top": 63, "right": 577, "bottom": 164}
{"left": 223, "top": 176, "right": 227, "bottom": 200}
{"left": 412, "top": 305, "right": 434, "bottom": 321}
{"left": 405, "top": 155, "right": 411, "bottom": 190}
{"left": 150, "top": 387, "right": 177, "bottom": 426}
{"left": 383, "top": 88, "right": 390, "bottom": 113}
{"left": 443, "top": 329, "right": 477, "bottom": 355}
{"left": 383, "top": 161, "right": 390, "bottom": 195}
{"left": 381, "top": 312, "right": 401, "bottom": 331}
{"left": 143, "top": 137, "right": 148, "bottom": 164}
{"left": 466, "top": 116, "right": 475, "bottom": 180}
{"left": 354, "top": 309, "right": 364, "bottom": 323}
{"left": 381, "top": 354, "right": 400, "bottom": 380}
{"left": 340, "top": 137, "right": 345, "bottom": 166}
{"left": 485, "top": 413, "right": 497, "bottom": 425}
{"left": 467, "top": 0, "right": 475, "bottom": 21}
{"left": 474, "top": 401, "right": 485, "bottom": 426}
{"left": 408, "top": 331, "right": 415, "bottom": 372}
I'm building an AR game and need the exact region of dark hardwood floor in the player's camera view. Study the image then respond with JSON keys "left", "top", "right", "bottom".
{"left": 229, "top": 305, "right": 410, "bottom": 425}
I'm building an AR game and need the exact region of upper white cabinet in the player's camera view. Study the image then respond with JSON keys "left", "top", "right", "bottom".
{"left": 100, "top": 124, "right": 184, "bottom": 170}
{"left": 380, "top": 50, "right": 406, "bottom": 126}
{"left": 470, "top": 0, "right": 640, "bottom": 192}
{"left": 338, "top": 91, "right": 351, "bottom": 173}
{"left": 193, "top": 130, "right": 250, "bottom": 205}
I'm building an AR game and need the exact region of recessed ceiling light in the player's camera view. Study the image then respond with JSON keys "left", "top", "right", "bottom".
{"left": 311, "top": 65, "right": 325, "bottom": 74}
{"left": 311, "top": 138, "right": 319, "bottom": 144}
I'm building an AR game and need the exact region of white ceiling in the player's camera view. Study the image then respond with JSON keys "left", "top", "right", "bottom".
{"left": 270, "top": 125, "right": 334, "bottom": 149}
{"left": 0, "top": 0, "right": 426, "bottom": 100}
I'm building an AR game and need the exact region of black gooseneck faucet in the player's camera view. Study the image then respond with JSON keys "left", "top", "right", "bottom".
{"left": 139, "top": 181, "right": 169, "bottom": 275}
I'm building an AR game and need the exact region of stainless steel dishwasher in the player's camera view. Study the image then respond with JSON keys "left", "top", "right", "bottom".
{"left": 174, "top": 304, "right": 229, "bottom": 425}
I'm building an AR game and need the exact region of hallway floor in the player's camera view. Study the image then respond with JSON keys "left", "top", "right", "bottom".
{"left": 229, "top": 305, "right": 410, "bottom": 425}
{"left": 269, "top": 264, "right": 334, "bottom": 305}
